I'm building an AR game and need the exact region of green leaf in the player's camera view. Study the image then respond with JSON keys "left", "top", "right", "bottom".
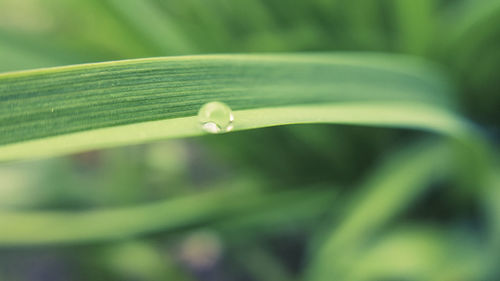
{"left": 0, "top": 53, "right": 469, "bottom": 161}
{"left": 305, "top": 135, "right": 495, "bottom": 281}
{"left": 305, "top": 140, "right": 456, "bottom": 280}
{"left": 0, "top": 182, "right": 334, "bottom": 245}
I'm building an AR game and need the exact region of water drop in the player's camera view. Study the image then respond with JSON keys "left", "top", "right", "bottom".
{"left": 198, "top": 101, "right": 234, "bottom": 134}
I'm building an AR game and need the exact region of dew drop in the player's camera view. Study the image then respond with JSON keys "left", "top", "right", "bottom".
{"left": 198, "top": 101, "right": 234, "bottom": 134}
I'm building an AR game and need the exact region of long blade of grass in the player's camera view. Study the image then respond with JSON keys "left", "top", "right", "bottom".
{"left": 305, "top": 140, "right": 456, "bottom": 280}
{"left": 0, "top": 184, "right": 334, "bottom": 246}
{"left": 0, "top": 53, "right": 468, "bottom": 161}
{"left": 0, "top": 102, "right": 470, "bottom": 162}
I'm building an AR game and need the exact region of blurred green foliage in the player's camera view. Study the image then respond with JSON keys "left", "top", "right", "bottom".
{"left": 0, "top": 0, "right": 499, "bottom": 280}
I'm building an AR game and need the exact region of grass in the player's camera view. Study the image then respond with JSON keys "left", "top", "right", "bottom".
{"left": 0, "top": 54, "right": 467, "bottom": 161}
{"left": 0, "top": 0, "right": 499, "bottom": 281}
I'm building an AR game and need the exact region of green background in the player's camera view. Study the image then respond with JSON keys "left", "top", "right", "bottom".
{"left": 0, "top": 0, "right": 499, "bottom": 280}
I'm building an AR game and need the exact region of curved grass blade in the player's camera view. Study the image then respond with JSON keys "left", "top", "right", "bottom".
{"left": 0, "top": 53, "right": 466, "bottom": 161}
{"left": 0, "top": 102, "right": 471, "bottom": 162}
{"left": 0, "top": 184, "right": 334, "bottom": 246}
{"left": 305, "top": 140, "right": 457, "bottom": 281}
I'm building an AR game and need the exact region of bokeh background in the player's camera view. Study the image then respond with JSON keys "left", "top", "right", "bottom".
{"left": 0, "top": 0, "right": 499, "bottom": 280}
